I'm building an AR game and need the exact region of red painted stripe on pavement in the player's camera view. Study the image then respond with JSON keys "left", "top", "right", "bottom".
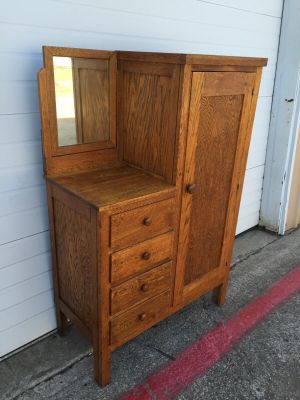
{"left": 121, "top": 265, "right": 300, "bottom": 400}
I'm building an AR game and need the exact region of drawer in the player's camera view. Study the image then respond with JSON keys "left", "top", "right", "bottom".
{"left": 111, "top": 231, "right": 173, "bottom": 283}
{"left": 111, "top": 262, "right": 172, "bottom": 315}
{"left": 110, "top": 290, "right": 171, "bottom": 347}
{"left": 110, "top": 198, "right": 175, "bottom": 249}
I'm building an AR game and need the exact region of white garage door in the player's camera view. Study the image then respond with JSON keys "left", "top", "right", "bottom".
{"left": 0, "top": 0, "right": 283, "bottom": 357}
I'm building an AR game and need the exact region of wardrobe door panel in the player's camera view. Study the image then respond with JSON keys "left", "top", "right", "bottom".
{"left": 177, "top": 71, "right": 255, "bottom": 297}
{"left": 184, "top": 93, "right": 244, "bottom": 284}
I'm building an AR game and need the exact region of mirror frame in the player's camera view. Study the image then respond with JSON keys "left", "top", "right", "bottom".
{"left": 43, "top": 46, "right": 117, "bottom": 157}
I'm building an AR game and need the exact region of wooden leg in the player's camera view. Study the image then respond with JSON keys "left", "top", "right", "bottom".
{"left": 57, "top": 310, "right": 69, "bottom": 336}
{"left": 212, "top": 278, "right": 229, "bottom": 306}
{"left": 93, "top": 347, "right": 111, "bottom": 386}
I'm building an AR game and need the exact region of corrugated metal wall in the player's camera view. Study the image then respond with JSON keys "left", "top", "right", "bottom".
{"left": 0, "top": 0, "right": 283, "bottom": 357}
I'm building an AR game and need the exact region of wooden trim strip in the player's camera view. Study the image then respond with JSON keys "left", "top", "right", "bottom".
{"left": 186, "top": 54, "right": 268, "bottom": 67}
{"left": 182, "top": 268, "right": 225, "bottom": 305}
{"left": 191, "top": 65, "right": 257, "bottom": 72}
{"left": 117, "top": 51, "right": 187, "bottom": 64}
{"left": 117, "top": 51, "right": 267, "bottom": 67}
{"left": 43, "top": 46, "right": 115, "bottom": 67}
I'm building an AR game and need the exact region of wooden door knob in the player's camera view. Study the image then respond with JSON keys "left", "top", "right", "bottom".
{"left": 186, "top": 183, "right": 196, "bottom": 194}
{"left": 143, "top": 217, "right": 152, "bottom": 226}
{"left": 142, "top": 251, "right": 151, "bottom": 260}
{"left": 140, "top": 283, "right": 149, "bottom": 292}
{"left": 139, "top": 313, "right": 146, "bottom": 321}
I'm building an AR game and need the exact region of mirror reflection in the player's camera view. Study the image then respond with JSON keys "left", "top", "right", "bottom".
{"left": 53, "top": 56, "right": 110, "bottom": 147}
{"left": 53, "top": 57, "right": 77, "bottom": 146}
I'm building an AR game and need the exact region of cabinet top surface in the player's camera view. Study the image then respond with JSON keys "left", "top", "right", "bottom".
{"left": 47, "top": 166, "right": 176, "bottom": 210}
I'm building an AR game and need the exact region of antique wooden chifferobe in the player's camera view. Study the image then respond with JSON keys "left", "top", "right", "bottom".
{"left": 38, "top": 46, "right": 267, "bottom": 385}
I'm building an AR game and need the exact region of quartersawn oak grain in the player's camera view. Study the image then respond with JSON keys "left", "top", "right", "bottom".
{"left": 111, "top": 231, "right": 174, "bottom": 283}
{"left": 48, "top": 165, "right": 176, "bottom": 210}
{"left": 73, "top": 58, "right": 110, "bottom": 144}
{"left": 110, "top": 262, "right": 172, "bottom": 315}
{"left": 38, "top": 46, "right": 267, "bottom": 386}
{"left": 118, "top": 60, "right": 180, "bottom": 183}
{"left": 110, "top": 290, "right": 171, "bottom": 348}
{"left": 110, "top": 198, "right": 175, "bottom": 250}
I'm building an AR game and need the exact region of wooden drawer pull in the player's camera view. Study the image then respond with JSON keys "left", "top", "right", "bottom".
{"left": 140, "top": 283, "right": 149, "bottom": 292}
{"left": 143, "top": 217, "right": 152, "bottom": 226}
{"left": 139, "top": 313, "right": 146, "bottom": 321}
{"left": 142, "top": 251, "right": 151, "bottom": 260}
{"left": 186, "top": 183, "right": 196, "bottom": 194}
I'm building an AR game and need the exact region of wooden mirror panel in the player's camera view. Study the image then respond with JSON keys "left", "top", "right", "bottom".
{"left": 42, "top": 47, "right": 116, "bottom": 157}
{"left": 53, "top": 57, "right": 110, "bottom": 147}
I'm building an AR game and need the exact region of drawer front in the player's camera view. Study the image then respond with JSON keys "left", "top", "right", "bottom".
{"left": 111, "top": 262, "right": 172, "bottom": 315}
{"left": 111, "top": 231, "right": 173, "bottom": 283}
{"left": 111, "top": 290, "right": 171, "bottom": 347}
{"left": 110, "top": 198, "right": 175, "bottom": 249}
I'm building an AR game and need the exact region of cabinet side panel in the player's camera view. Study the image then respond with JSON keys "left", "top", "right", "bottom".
{"left": 118, "top": 61, "right": 180, "bottom": 183}
{"left": 52, "top": 196, "right": 96, "bottom": 330}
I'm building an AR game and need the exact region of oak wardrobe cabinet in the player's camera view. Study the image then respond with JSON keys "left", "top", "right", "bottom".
{"left": 38, "top": 46, "right": 267, "bottom": 385}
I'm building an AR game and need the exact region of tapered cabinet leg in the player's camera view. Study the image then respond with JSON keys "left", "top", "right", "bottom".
{"left": 94, "top": 348, "right": 111, "bottom": 387}
{"left": 213, "top": 277, "right": 229, "bottom": 306}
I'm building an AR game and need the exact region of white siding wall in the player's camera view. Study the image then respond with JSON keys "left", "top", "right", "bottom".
{"left": 0, "top": 0, "right": 282, "bottom": 357}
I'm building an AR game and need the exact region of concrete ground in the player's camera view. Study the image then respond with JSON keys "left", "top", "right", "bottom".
{"left": 1, "top": 228, "right": 299, "bottom": 400}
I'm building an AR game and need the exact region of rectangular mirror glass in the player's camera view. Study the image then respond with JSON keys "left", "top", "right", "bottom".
{"left": 53, "top": 56, "right": 110, "bottom": 147}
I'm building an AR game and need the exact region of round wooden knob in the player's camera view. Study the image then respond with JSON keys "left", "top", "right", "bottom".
{"left": 143, "top": 217, "right": 151, "bottom": 226}
{"left": 139, "top": 313, "right": 146, "bottom": 321}
{"left": 142, "top": 251, "right": 151, "bottom": 260}
{"left": 186, "top": 183, "right": 196, "bottom": 194}
{"left": 140, "top": 283, "right": 149, "bottom": 292}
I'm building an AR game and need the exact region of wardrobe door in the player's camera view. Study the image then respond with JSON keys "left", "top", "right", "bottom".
{"left": 175, "top": 71, "right": 256, "bottom": 304}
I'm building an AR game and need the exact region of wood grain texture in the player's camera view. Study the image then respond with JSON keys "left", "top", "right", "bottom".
{"left": 53, "top": 197, "right": 96, "bottom": 329}
{"left": 117, "top": 51, "right": 267, "bottom": 67}
{"left": 46, "top": 183, "right": 67, "bottom": 336}
{"left": 172, "top": 64, "right": 193, "bottom": 306}
{"left": 110, "top": 198, "right": 175, "bottom": 250}
{"left": 38, "top": 68, "right": 51, "bottom": 174}
{"left": 173, "top": 71, "right": 204, "bottom": 305}
{"left": 38, "top": 48, "right": 266, "bottom": 387}
{"left": 118, "top": 60, "right": 180, "bottom": 183}
{"left": 187, "top": 54, "right": 267, "bottom": 67}
{"left": 184, "top": 93, "right": 244, "bottom": 284}
{"left": 45, "top": 148, "right": 119, "bottom": 176}
{"left": 48, "top": 165, "right": 175, "bottom": 210}
{"left": 214, "top": 67, "right": 263, "bottom": 305}
{"left": 111, "top": 262, "right": 172, "bottom": 315}
{"left": 73, "top": 58, "right": 109, "bottom": 144}
{"left": 39, "top": 46, "right": 117, "bottom": 176}
{"left": 177, "top": 71, "right": 256, "bottom": 292}
{"left": 110, "top": 290, "right": 171, "bottom": 348}
{"left": 94, "top": 209, "right": 111, "bottom": 386}
{"left": 111, "top": 231, "right": 173, "bottom": 283}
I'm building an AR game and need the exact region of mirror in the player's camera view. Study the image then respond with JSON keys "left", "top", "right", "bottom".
{"left": 53, "top": 56, "right": 110, "bottom": 147}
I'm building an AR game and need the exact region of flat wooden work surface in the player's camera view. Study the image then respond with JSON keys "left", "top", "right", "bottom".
{"left": 48, "top": 165, "right": 175, "bottom": 209}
